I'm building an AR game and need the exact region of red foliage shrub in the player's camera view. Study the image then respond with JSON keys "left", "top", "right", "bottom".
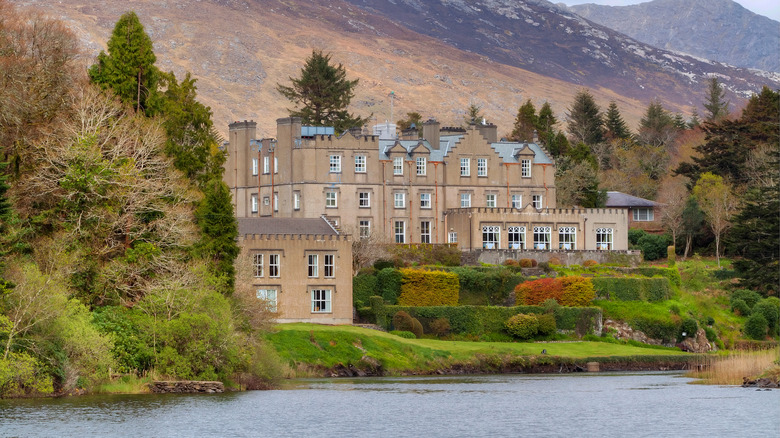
{"left": 515, "top": 278, "right": 564, "bottom": 305}
{"left": 583, "top": 259, "right": 598, "bottom": 267}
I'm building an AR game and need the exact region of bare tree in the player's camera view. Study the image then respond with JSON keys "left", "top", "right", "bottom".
{"left": 657, "top": 177, "right": 688, "bottom": 246}
{"left": 692, "top": 173, "right": 739, "bottom": 268}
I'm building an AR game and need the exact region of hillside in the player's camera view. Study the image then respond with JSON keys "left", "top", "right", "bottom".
{"left": 12, "top": 0, "right": 780, "bottom": 138}
{"left": 569, "top": 0, "right": 780, "bottom": 72}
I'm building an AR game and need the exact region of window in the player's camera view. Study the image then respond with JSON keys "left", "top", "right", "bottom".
{"left": 482, "top": 225, "right": 500, "bottom": 249}
{"left": 477, "top": 158, "right": 487, "bottom": 177}
{"left": 311, "top": 289, "right": 331, "bottom": 313}
{"left": 294, "top": 192, "right": 300, "bottom": 210}
{"left": 394, "top": 192, "right": 406, "bottom": 209}
{"left": 596, "top": 228, "right": 613, "bottom": 250}
{"left": 533, "top": 226, "right": 551, "bottom": 250}
{"left": 252, "top": 253, "right": 264, "bottom": 277}
{"left": 325, "top": 191, "right": 338, "bottom": 208}
{"left": 358, "top": 191, "right": 371, "bottom": 208}
{"left": 460, "top": 158, "right": 470, "bottom": 176}
{"left": 263, "top": 156, "right": 270, "bottom": 174}
{"left": 308, "top": 254, "right": 318, "bottom": 278}
{"left": 448, "top": 232, "right": 458, "bottom": 243}
{"left": 252, "top": 158, "right": 258, "bottom": 176}
{"left": 416, "top": 157, "right": 426, "bottom": 175}
{"left": 359, "top": 220, "right": 371, "bottom": 238}
{"left": 273, "top": 193, "right": 278, "bottom": 212}
{"left": 393, "top": 156, "right": 404, "bottom": 175}
{"left": 486, "top": 194, "right": 497, "bottom": 208}
{"left": 324, "top": 254, "right": 334, "bottom": 278}
{"left": 512, "top": 194, "right": 522, "bottom": 209}
{"left": 420, "top": 193, "right": 431, "bottom": 209}
{"left": 532, "top": 194, "right": 543, "bottom": 209}
{"left": 355, "top": 155, "right": 366, "bottom": 173}
{"left": 559, "top": 226, "right": 577, "bottom": 250}
{"left": 329, "top": 155, "right": 341, "bottom": 173}
{"left": 394, "top": 220, "right": 405, "bottom": 243}
{"left": 633, "top": 208, "right": 654, "bottom": 221}
{"left": 251, "top": 194, "right": 258, "bottom": 213}
{"left": 263, "top": 196, "right": 270, "bottom": 206}
{"left": 269, "top": 254, "right": 280, "bottom": 277}
{"left": 274, "top": 157, "right": 278, "bottom": 174}
{"left": 521, "top": 159, "right": 531, "bottom": 177}
{"left": 460, "top": 193, "right": 471, "bottom": 208}
{"left": 420, "top": 221, "right": 431, "bottom": 244}
{"left": 256, "top": 289, "right": 277, "bottom": 312}
{"left": 508, "top": 226, "right": 525, "bottom": 249}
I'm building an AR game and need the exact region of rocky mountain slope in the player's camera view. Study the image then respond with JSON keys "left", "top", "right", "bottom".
{"left": 569, "top": 0, "right": 780, "bottom": 72}
{"left": 12, "top": 0, "right": 779, "bottom": 137}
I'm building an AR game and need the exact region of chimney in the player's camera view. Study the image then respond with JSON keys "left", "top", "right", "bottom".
{"left": 477, "top": 123, "right": 498, "bottom": 143}
{"left": 401, "top": 124, "right": 419, "bottom": 140}
{"left": 533, "top": 129, "right": 539, "bottom": 143}
{"left": 422, "top": 119, "right": 440, "bottom": 150}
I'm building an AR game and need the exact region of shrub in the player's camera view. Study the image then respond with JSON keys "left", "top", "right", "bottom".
{"left": 451, "top": 267, "right": 523, "bottom": 306}
{"left": 636, "top": 233, "right": 671, "bottom": 261}
{"left": 536, "top": 313, "right": 557, "bottom": 336}
{"left": 515, "top": 278, "right": 563, "bottom": 305}
{"left": 430, "top": 318, "right": 451, "bottom": 337}
{"left": 558, "top": 276, "right": 595, "bottom": 306}
{"left": 680, "top": 318, "right": 699, "bottom": 341}
{"left": 744, "top": 313, "right": 768, "bottom": 340}
{"left": 353, "top": 274, "right": 378, "bottom": 308}
{"left": 542, "top": 298, "right": 560, "bottom": 314}
{"left": 503, "top": 259, "right": 519, "bottom": 266}
{"left": 390, "top": 330, "right": 417, "bottom": 339}
{"left": 505, "top": 314, "right": 538, "bottom": 339}
{"left": 669, "top": 304, "right": 681, "bottom": 316}
{"left": 703, "top": 326, "right": 718, "bottom": 342}
{"left": 731, "top": 289, "right": 762, "bottom": 310}
{"left": 392, "top": 311, "right": 415, "bottom": 332}
{"left": 583, "top": 260, "right": 598, "bottom": 267}
{"left": 591, "top": 277, "right": 672, "bottom": 302}
{"left": 377, "top": 268, "right": 402, "bottom": 304}
{"left": 667, "top": 246, "right": 676, "bottom": 267}
{"left": 548, "top": 257, "right": 562, "bottom": 266}
{"left": 753, "top": 298, "right": 780, "bottom": 336}
{"left": 519, "top": 258, "right": 537, "bottom": 268}
{"left": 731, "top": 299, "right": 751, "bottom": 316}
{"left": 398, "top": 268, "right": 459, "bottom": 306}
{"left": 410, "top": 318, "right": 424, "bottom": 338}
{"left": 706, "top": 316, "right": 715, "bottom": 326}
{"left": 628, "top": 228, "right": 646, "bottom": 246}
{"left": 373, "top": 259, "right": 395, "bottom": 270}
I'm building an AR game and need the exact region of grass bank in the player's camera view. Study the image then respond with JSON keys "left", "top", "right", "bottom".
{"left": 266, "top": 323, "right": 696, "bottom": 377}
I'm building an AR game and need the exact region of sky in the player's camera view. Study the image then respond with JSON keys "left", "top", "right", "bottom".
{"left": 557, "top": 0, "right": 780, "bottom": 22}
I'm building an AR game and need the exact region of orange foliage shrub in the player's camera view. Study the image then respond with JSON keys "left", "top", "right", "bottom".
{"left": 583, "top": 260, "right": 598, "bottom": 267}
{"left": 548, "top": 257, "right": 562, "bottom": 266}
{"left": 515, "top": 278, "right": 563, "bottom": 305}
{"left": 503, "top": 259, "right": 519, "bottom": 266}
{"left": 519, "top": 258, "right": 538, "bottom": 268}
{"left": 558, "top": 276, "right": 596, "bottom": 306}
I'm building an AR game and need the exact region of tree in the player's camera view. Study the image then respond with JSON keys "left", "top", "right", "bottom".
{"left": 566, "top": 89, "right": 604, "bottom": 146}
{"left": 604, "top": 101, "right": 631, "bottom": 140}
{"left": 464, "top": 103, "right": 484, "bottom": 126}
{"left": 510, "top": 99, "right": 538, "bottom": 142}
{"left": 703, "top": 77, "right": 729, "bottom": 122}
{"left": 536, "top": 101, "right": 557, "bottom": 138}
{"left": 692, "top": 173, "right": 738, "bottom": 268}
{"left": 657, "top": 177, "right": 688, "bottom": 248}
{"left": 555, "top": 157, "right": 606, "bottom": 208}
{"left": 396, "top": 112, "right": 423, "bottom": 132}
{"left": 196, "top": 179, "right": 239, "bottom": 296}
{"left": 276, "top": 50, "right": 367, "bottom": 133}
{"left": 680, "top": 196, "right": 704, "bottom": 259}
{"left": 88, "top": 12, "right": 160, "bottom": 115}
{"left": 637, "top": 99, "right": 677, "bottom": 147}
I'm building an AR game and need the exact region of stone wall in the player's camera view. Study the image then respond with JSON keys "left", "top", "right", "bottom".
{"left": 149, "top": 381, "right": 224, "bottom": 393}
{"left": 472, "top": 249, "right": 641, "bottom": 267}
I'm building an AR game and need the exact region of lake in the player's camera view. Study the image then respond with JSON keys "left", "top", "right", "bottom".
{"left": 1, "top": 372, "right": 778, "bottom": 437}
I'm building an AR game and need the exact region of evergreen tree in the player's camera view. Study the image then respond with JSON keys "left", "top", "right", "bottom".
{"left": 604, "top": 101, "right": 631, "bottom": 140}
{"left": 464, "top": 103, "right": 483, "bottom": 125}
{"left": 688, "top": 110, "right": 701, "bottom": 129}
{"left": 566, "top": 89, "right": 604, "bottom": 146}
{"left": 510, "top": 99, "right": 537, "bottom": 142}
{"left": 536, "top": 101, "right": 557, "bottom": 135}
{"left": 196, "top": 179, "right": 239, "bottom": 296}
{"left": 277, "top": 50, "right": 367, "bottom": 133}
{"left": 637, "top": 99, "right": 677, "bottom": 147}
{"left": 703, "top": 77, "right": 729, "bottom": 122}
{"left": 396, "top": 111, "right": 422, "bottom": 131}
{"left": 680, "top": 196, "right": 704, "bottom": 259}
{"left": 88, "top": 11, "right": 160, "bottom": 115}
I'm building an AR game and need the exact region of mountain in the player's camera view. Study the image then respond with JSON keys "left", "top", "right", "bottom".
{"left": 568, "top": 0, "right": 780, "bottom": 72}
{"left": 11, "top": 0, "right": 779, "bottom": 137}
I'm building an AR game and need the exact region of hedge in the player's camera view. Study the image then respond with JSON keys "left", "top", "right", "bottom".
{"left": 447, "top": 267, "right": 524, "bottom": 305}
{"left": 592, "top": 277, "right": 672, "bottom": 302}
{"left": 353, "top": 274, "right": 378, "bottom": 308}
{"left": 515, "top": 276, "right": 595, "bottom": 307}
{"left": 377, "top": 268, "right": 402, "bottom": 304}
{"left": 398, "top": 268, "right": 459, "bottom": 306}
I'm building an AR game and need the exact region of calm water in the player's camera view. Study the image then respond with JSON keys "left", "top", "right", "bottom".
{"left": 1, "top": 372, "right": 778, "bottom": 437}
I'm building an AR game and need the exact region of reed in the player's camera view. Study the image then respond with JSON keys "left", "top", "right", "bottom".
{"left": 687, "top": 348, "right": 780, "bottom": 385}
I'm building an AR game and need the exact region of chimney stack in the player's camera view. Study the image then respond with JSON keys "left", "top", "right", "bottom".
{"left": 422, "top": 119, "right": 440, "bottom": 150}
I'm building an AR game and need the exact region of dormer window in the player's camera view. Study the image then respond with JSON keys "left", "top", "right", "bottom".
{"left": 393, "top": 156, "right": 403, "bottom": 175}
{"left": 416, "top": 157, "right": 426, "bottom": 175}
{"left": 521, "top": 159, "right": 531, "bottom": 177}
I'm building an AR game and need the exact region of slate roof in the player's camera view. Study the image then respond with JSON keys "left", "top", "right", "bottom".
{"left": 237, "top": 217, "right": 339, "bottom": 236}
{"left": 377, "top": 134, "right": 551, "bottom": 164}
{"left": 605, "top": 191, "right": 660, "bottom": 208}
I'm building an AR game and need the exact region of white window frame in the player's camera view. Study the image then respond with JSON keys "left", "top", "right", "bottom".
{"left": 394, "top": 220, "right": 405, "bottom": 244}
{"left": 512, "top": 194, "right": 522, "bottom": 209}
{"left": 633, "top": 208, "right": 654, "bottom": 221}
{"left": 416, "top": 157, "right": 427, "bottom": 175}
{"left": 394, "top": 192, "right": 406, "bottom": 209}
{"left": 308, "top": 254, "right": 318, "bottom": 278}
{"left": 393, "top": 156, "right": 404, "bottom": 175}
{"left": 521, "top": 159, "right": 531, "bottom": 177}
{"left": 325, "top": 191, "right": 338, "bottom": 208}
{"left": 359, "top": 220, "right": 371, "bottom": 239}
{"left": 253, "top": 253, "right": 264, "bottom": 277}
{"left": 596, "top": 227, "right": 614, "bottom": 250}
{"left": 533, "top": 226, "right": 551, "bottom": 250}
{"left": 420, "top": 193, "right": 431, "bottom": 209}
{"left": 263, "top": 156, "right": 270, "bottom": 174}
{"left": 324, "top": 254, "right": 334, "bottom": 278}
{"left": 559, "top": 226, "right": 577, "bottom": 250}
{"left": 508, "top": 226, "right": 525, "bottom": 250}
{"left": 274, "top": 157, "right": 278, "bottom": 174}
{"left": 460, "top": 193, "right": 471, "bottom": 208}
{"left": 252, "top": 158, "right": 258, "bottom": 176}
{"left": 256, "top": 289, "right": 277, "bottom": 312}
{"left": 486, "top": 194, "right": 497, "bottom": 208}
{"left": 355, "top": 155, "right": 367, "bottom": 173}
{"left": 269, "top": 254, "right": 280, "bottom": 278}
{"left": 330, "top": 155, "right": 342, "bottom": 173}
{"left": 293, "top": 192, "right": 300, "bottom": 210}
{"left": 448, "top": 232, "right": 458, "bottom": 244}
{"left": 311, "top": 289, "right": 332, "bottom": 313}
{"left": 358, "top": 191, "right": 371, "bottom": 208}
{"left": 420, "top": 221, "right": 431, "bottom": 244}
{"left": 273, "top": 193, "right": 278, "bottom": 212}
{"left": 477, "top": 158, "right": 487, "bottom": 177}
{"left": 460, "top": 158, "right": 470, "bottom": 176}
{"left": 251, "top": 194, "right": 258, "bottom": 213}
{"left": 482, "top": 225, "right": 500, "bottom": 249}
{"left": 532, "top": 194, "right": 543, "bottom": 209}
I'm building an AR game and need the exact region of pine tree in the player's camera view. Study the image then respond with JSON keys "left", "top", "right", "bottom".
{"left": 688, "top": 110, "right": 701, "bottom": 129}
{"left": 535, "top": 101, "right": 557, "bottom": 143}
{"left": 681, "top": 196, "right": 704, "bottom": 259}
{"left": 196, "top": 179, "right": 239, "bottom": 296}
{"left": 464, "top": 103, "right": 483, "bottom": 125}
{"left": 88, "top": 11, "right": 160, "bottom": 115}
{"left": 277, "top": 50, "right": 367, "bottom": 133}
{"left": 638, "top": 99, "right": 677, "bottom": 147}
{"left": 510, "top": 99, "right": 537, "bottom": 142}
{"left": 703, "top": 77, "right": 729, "bottom": 122}
{"left": 396, "top": 112, "right": 422, "bottom": 131}
{"left": 604, "top": 101, "right": 631, "bottom": 140}
{"left": 566, "top": 89, "right": 604, "bottom": 146}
